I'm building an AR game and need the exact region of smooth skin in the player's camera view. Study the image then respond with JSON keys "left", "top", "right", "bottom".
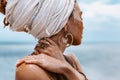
{"left": 16, "top": 39, "right": 85, "bottom": 80}
{"left": 0, "top": 1, "right": 86, "bottom": 80}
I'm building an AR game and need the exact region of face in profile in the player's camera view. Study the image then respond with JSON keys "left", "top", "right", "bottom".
{"left": 68, "top": 3, "right": 83, "bottom": 45}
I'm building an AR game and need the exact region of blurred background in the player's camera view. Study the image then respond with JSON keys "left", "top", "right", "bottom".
{"left": 0, "top": 0, "right": 120, "bottom": 80}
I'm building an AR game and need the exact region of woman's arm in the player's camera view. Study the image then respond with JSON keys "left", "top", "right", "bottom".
{"left": 63, "top": 64, "right": 85, "bottom": 80}
{"left": 62, "top": 54, "right": 87, "bottom": 80}
{"left": 17, "top": 54, "right": 87, "bottom": 80}
{"left": 17, "top": 39, "right": 87, "bottom": 80}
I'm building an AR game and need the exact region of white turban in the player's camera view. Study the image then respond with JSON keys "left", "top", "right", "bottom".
{"left": 5, "top": 0, "right": 75, "bottom": 39}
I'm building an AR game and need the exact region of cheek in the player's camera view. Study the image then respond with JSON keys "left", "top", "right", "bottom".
{"left": 72, "top": 22, "right": 83, "bottom": 45}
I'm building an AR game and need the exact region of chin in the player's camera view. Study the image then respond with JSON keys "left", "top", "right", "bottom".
{"left": 72, "top": 37, "right": 82, "bottom": 45}
{"left": 72, "top": 40, "right": 82, "bottom": 46}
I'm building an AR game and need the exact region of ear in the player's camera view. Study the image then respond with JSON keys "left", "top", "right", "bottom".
{"left": 63, "top": 22, "right": 74, "bottom": 45}
{"left": 65, "top": 11, "right": 83, "bottom": 45}
{"left": 65, "top": 32, "right": 74, "bottom": 46}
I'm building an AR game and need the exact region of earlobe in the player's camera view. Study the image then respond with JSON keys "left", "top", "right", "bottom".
{"left": 64, "top": 32, "right": 74, "bottom": 47}
{"left": 4, "top": 17, "right": 9, "bottom": 27}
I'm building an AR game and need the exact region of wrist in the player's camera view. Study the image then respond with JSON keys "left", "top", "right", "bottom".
{"left": 61, "top": 63, "right": 86, "bottom": 80}
{"left": 61, "top": 63, "right": 74, "bottom": 77}
{"left": 59, "top": 62, "right": 71, "bottom": 74}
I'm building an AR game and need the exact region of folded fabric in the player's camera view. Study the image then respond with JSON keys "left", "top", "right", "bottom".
{"left": 5, "top": 0, "right": 75, "bottom": 39}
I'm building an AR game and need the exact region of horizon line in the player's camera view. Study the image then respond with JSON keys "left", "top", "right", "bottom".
{"left": 0, "top": 41, "right": 120, "bottom": 45}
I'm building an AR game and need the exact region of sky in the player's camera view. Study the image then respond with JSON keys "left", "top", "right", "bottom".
{"left": 0, "top": 0, "right": 120, "bottom": 43}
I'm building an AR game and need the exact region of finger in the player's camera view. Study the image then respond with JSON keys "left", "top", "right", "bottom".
{"left": 38, "top": 39, "right": 52, "bottom": 49}
{"left": 39, "top": 39, "right": 51, "bottom": 46}
{"left": 16, "top": 57, "right": 27, "bottom": 66}
{"left": 39, "top": 39, "right": 50, "bottom": 44}
{"left": 16, "top": 55, "right": 33, "bottom": 67}
{"left": 38, "top": 48, "right": 53, "bottom": 56}
{"left": 18, "top": 57, "right": 38, "bottom": 66}
{"left": 25, "top": 54, "right": 49, "bottom": 66}
{"left": 16, "top": 59, "right": 25, "bottom": 67}
{"left": 45, "top": 38, "right": 57, "bottom": 46}
{"left": 25, "top": 59, "right": 38, "bottom": 64}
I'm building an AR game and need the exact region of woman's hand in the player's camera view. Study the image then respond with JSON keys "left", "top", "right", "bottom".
{"left": 16, "top": 54, "right": 69, "bottom": 74}
{"left": 16, "top": 38, "right": 87, "bottom": 80}
{"left": 35, "top": 38, "right": 66, "bottom": 61}
{"left": 16, "top": 54, "right": 86, "bottom": 80}
{"left": 17, "top": 38, "right": 69, "bottom": 73}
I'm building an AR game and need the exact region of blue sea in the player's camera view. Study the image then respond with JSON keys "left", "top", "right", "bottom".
{"left": 0, "top": 43, "right": 120, "bottom": 80}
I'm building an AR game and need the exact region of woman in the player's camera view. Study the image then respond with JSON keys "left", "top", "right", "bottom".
{"left": 0, "top": 0, "right": 87, "bottom": 80}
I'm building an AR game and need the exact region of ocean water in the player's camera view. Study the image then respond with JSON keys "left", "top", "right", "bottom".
{"left": 0, "top": 43, "right": 120, "bottom": 80}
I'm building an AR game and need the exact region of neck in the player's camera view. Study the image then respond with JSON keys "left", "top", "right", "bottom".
{"left": 50, "top": 28, "right": 67, "bottom": 53}
{"left": 33, "top": 28, "right": 67, "bottom": 55}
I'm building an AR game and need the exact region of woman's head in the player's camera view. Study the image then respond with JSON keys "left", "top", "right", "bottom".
{"left": 37, "top": 3, "right": 83, "bottom": 52}
{"left": 63, "top": 2, "right": 83, "bottom": 45}
{"left": 3, "top": 0, "right": 83, "bottom": 46}
{"left": 31, "top": 1, "right": 84, "bottom": 48}
{"left": 49, "top": 2, "right": 83, "bottom": 51}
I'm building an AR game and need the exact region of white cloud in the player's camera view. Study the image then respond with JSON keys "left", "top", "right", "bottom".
{"left": 79, "top": 1, "right": 120, "bottom": 19}
{"left": 78, "top": 1, "right": 120, "bottom": 42}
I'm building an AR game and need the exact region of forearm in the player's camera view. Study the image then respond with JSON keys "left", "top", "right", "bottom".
{"left": 62, "top": 64, "right": 86, "bottom": 80}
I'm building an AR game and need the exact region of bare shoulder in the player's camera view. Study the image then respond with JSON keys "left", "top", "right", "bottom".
{"left": 65, "top": 53, "right": 79, "bottom": 64}
{"left": 16, "top": 63, "right": 50, "bottom": 80}
{"left": 65, "top": 53, "right": 83, "bottom": 72}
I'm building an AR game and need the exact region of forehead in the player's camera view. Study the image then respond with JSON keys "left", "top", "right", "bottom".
{"left": 71, "top": 2, "right": 82, "bottom": 22}
{"left": 74, "top": 2, "right": 82, "bottom": 14}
